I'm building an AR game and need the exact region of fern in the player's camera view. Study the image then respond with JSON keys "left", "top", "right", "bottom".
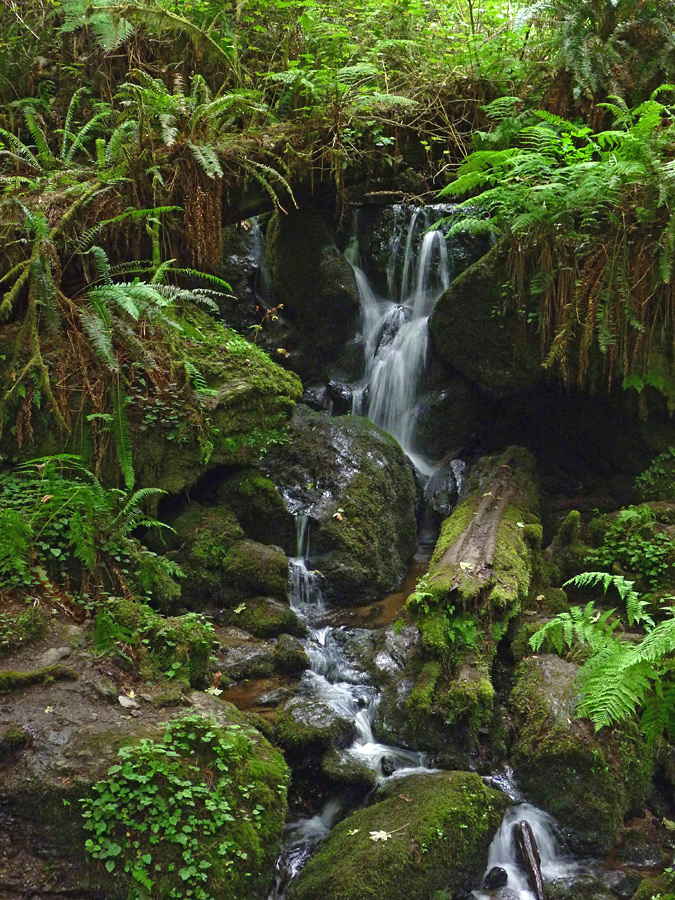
{"left": 111, "top": 380, "right": 134, "bottom": 490}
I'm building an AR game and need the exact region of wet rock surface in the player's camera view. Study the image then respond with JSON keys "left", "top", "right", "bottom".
{"left": 265, "top": 407, "right": 418, "bottom": 604}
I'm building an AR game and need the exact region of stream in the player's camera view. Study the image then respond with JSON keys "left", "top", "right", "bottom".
{"left": 264, "top": 204, "right": 581, "bottom": 899}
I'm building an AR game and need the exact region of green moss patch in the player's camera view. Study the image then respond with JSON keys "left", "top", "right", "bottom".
{"left": 289, "top": 771, "right": 508, "bottom": 900}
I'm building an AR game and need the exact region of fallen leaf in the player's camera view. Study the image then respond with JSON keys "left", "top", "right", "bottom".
{"left": 369, "top": 830, "right": 391, "bottom": 842}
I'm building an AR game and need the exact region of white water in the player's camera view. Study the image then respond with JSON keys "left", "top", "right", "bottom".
{"left": 269, "top": 511, "right": 433, "bottom": 898}
{"left": 472, "top": 802, "right": 577, "bottom": 900}
{"left": 349, "top": 205, "right": 453, "bottom": 476}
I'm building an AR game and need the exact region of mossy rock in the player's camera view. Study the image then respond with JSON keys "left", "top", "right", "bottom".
{"left": 217, "top": 468, "right": 295, "bottom": 552}
{"left": 266, "top": 205, "right": 360, "bottom": 379}
{"left": 429, "top": 245, "right": 541, "bottom": 396}
{"left": 288, "top": 771, "right": 508, "bottom": 900}
{"left": 320, "top": 748, "right": 378, "bottom": 790}
{"left": 510, "top": 655, "right": 652, "bottom": 855}
{"left": 225, "top": 540, "right": 289, "bottom": 601}
{"left": 0, "top": 605, "right": 48, "bottom": 657}
{"left": 632, "top": 872, "right": 675, "bottom": 900}
{"left": 223, "top": 597, "right": 306, "bottom": 639}
{"left": 265, "top": 409, "right": 418, "bottom": 605}
{"left": 276, "top": 696, "right": 356, "bottom": 756}
{"left": 274, "top": 633, "right": 309, "bottom": 673}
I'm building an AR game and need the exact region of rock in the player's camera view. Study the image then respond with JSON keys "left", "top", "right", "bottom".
{"left": 544, "top": 873, "right": 621, "bottom": 900}
{"left": 265, "top": 408, "right": 418, "bottom": 604}
{"left": 631, "top": 872, "right": 675, "bottom": 900}
{"left": 276, "top": 696, "right": 356, "bottom": 756}
{"left": 255, "top": 687, "right": 294, "bottom": 707}
{"left": 423, "top": 456, "right": 463, "bottom": 519}
{"left": 429, "top": 245, "right": 541, "bottom": 396}
{"left": 416, "top": 378, "right": 487, "bottom": 461}
{"left": 266, "top": 204, "right": 360, "bottom": 380}
{"left": 327, "top": 380, "right": 353, "bottom": 415}
{"left": 510, "top": 655, "right": 652, "bottom": 856}
{"left": 288, "top": 771, "right": 508, "bottom": 900}
{"left": 173, "top": 503, "right": 290, "bottom": 606}
{"left": 39, "top": 646, "right": 71, "bottom": 667}
{"left": 0, "top": 665, "right": 288, "bottom": 900}
{"left": 484, "top": 866, "right": 508, "bottom": 890}
{"left": 117, "top": 695, "right": 139, "bottom": 709}
{"left": 216, "top": 468, "right": 296, "bottom": 551}
{"left": 274, "top": 634, "right": 309, "bottom": 673}
{"left": 224, "top": 597, "right": 307, "bottom": 639}
{"left": 320, "top": 748, "right": 378, "bottom": 790}
{"left": 91, "top": 678, "right": 117, "bottom": 703}
{"left": 218, "top": 640, "right": 278, "bottom": 681}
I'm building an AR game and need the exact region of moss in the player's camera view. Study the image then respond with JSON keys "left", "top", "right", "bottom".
{"left": 217, "top": 469, "right": 294, "bottom": 551}
{"left": 0, "top": 605, "right": 48, "bottom": 657}
{"left": 288, "top": 771, "right": 509, "bottom": 900}
{"left": 510, "top": 655, "right": 652, "bottom": 855}
{"left": 224, "top": 540, "right": 289, "bottom": 601}
{"left": 100, "top": 599, "right": 215, "bottom": 687}
{"left": 274, "top": 634, "right": 309, "bottom": 673}
{"left": 224, "top": 597, "right": 306, "bottom": 639}
{"left": 0, "top": 724, "right": 30, "bottom": 756}
{"left": 320, "top": 748, "right": 378, "bottom": 789}
{"left": 0, "top": 664, "right": 78, "bottom": 692}
{"left": 174, "top": 504, "right": 244, "bottom": 569}
{"left": 408, "top": 661, "right": 442, "bottom": 716}
{"left": 438, "top": 665, "right": 495, "bottom": 733}
{"left": 632, "top": 872, "right": 675, "bottom": 900}
{"left": 276, "top": 697, "right": 355, "bottom": 755}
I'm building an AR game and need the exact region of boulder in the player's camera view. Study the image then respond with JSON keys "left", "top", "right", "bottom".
{"left": 429, "top": 245, "right": 541, "bottom": 396}
{"left": 265, "top": 408, "right": 418, "bottom": 605}
{"left": 222, "top": 596, "right": 306, "bottom": 639}
{"left": 276, "top": 696, "right": 356, "bottom": 756}
{"left": 173, "top": 503, "right": 289, "bottom": 606}
{"left": 320, "top": 748, "right": 378, "bottom": 790}
{"left": 0, "top": 675, "right": 288, "bottom": 900}
{"left": 510, "top": 655, "right": 652, "bottom": 856}
{"left": 288, "top": 770, "right": 508, "bottom": 900}
{"left": 274, "top": 634, "right": 310, "bottom": 673}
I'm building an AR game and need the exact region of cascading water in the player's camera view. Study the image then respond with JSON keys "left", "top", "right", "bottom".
{"left": 472, "top": 803, "right": 577, "bottom": 900}
{"left": 268, "top": 510, "right": 433, "bottom": 899}
{"left": 349, "top": 205, "right": 453, "bottom": 476}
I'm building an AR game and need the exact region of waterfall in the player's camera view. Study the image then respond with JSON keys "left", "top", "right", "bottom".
{"left": 349, "top": 205, "right": 454, "bottom": 476}
{"left": 472, "top": 803, "right": 577, "bottom": 900}
{"left": 270, "top": 510, "right": 434, "bottom": 898}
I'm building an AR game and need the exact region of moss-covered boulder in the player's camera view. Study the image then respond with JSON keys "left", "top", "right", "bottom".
{"left": 0, "top": 669, "right": 288, "bottom": 900}
{"left": 173, "top": 503, "right": 289, "bottom": 605}
{"left": 429, "top": 245, "right": 541, "bottom": 396}
{"left": 217, "top": 467, "right": 296, "bottom": 552}
{"left": 510, "top": 655, "right": 652, "bottom": 855}
{"left": 276, "top": 696, "right": 356, "bottom": 756}
{"left": 131, "top": 316, "right": 302, "bottom": 494}
{"left": 274, "top": 633, "right": 309, "bottom": 673}
{"left": 288, "top": 771, "right": 508, "bottom": 900}
{"left": 223, "top": 596, "right": 306, "bottom": 638}
{"left": 320, "top": 748, "right": 378, "bottom": 790}
{"left": 266, "top": 205, "right": 360, "bottom": 379}
{"left": 265, "top": 409, "right": 418, "bottom": 604}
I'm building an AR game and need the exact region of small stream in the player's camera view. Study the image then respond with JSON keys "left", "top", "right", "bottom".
{"left": 267, "top": 204, "right": 580, "bottom": 899}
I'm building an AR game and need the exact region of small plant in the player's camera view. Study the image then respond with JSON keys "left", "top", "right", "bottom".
{"left": 81, "top": 712, "right": 289, "bottom": 900}
{"left": 586, "top": 506, "right": 675, "bottom": 589}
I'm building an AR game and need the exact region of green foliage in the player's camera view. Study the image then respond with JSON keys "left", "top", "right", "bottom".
{"left": 636, "top": 447, "right": 675, "bottom": 500}
{"left": 407, "top": 577, "right": 481, "bottom": 655}
{"left": 0, "top": 454, "right": 180, "bottom": 602}
{"left": 81, "top": 712, "right": 289, "bottom": 900}
{"left": 0, "top": 605, "right": 48, "bottom": 656}
{"left": 93, "top": 599, "right": 213, "bottom": 685}
{"left": 530, "top": 572, "right": 675, "bottom": 742}
{"left": 439, "top": 89, "right": 675, "bottom": 386}
{"left": 586, "top": 506, "right": 675, "bottom": 588}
